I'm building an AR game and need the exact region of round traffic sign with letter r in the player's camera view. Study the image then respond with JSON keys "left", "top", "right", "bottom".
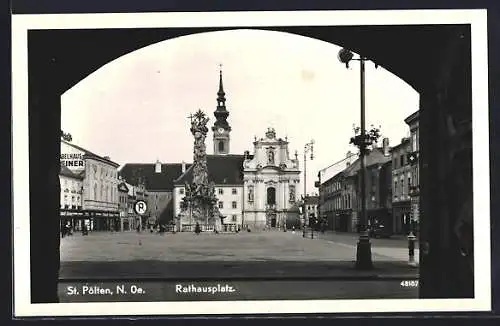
{"left": 134, "top": 200, "right": 147, "bottom": 215}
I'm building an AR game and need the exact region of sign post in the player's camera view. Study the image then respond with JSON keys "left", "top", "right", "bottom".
{"left": 134, "top": 200, "right": 147, "bottom": 231}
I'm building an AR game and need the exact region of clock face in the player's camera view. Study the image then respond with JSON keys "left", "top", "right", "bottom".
{"left": 218, "top": 128, "right": 224, "bottom": 133}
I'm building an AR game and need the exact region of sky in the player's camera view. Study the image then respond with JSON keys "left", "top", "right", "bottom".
{"left": 61, "top": 29, "right": 419, "bottom": 196}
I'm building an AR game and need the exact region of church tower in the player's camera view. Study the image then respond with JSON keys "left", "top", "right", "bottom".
{"left": 212, "top": 66, "right": 231, "bottom": 155}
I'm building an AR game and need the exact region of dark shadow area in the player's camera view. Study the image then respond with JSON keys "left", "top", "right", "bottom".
{"left": 59, "top": 260, "right": 419, "bottom": 280}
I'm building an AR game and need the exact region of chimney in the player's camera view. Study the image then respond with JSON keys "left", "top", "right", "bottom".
{"left": 346, "top": 151, "right": 352, "bottom": 158}
{"left": 155, "top": 159, "right": 161, "bottom": 173}
{"left": 383, "top": 138, "right": 390, "bottom": 156}
{"left": 181, "top": 160, "right": 186, "bottom": 173}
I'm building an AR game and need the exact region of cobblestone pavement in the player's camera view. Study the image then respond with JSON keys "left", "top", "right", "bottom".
{"left": 60, "top": 230, "right": 413, "bottom": 262}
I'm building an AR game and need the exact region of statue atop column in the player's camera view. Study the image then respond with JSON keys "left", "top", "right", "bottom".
{"left": 178, "top": 109, "right": 223, "bottom": 231}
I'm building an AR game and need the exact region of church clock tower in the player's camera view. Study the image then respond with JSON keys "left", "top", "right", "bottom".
{"left": 212, "top": 65, "right": 231, "bottom": 155}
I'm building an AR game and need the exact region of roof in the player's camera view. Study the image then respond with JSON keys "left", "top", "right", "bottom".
{"left": 344, "top": 148, "right": 391, "bottom": 177}
{"left": 404, "top": 110, "right": 420, "bottom": 125}
{"left": 119, "top": 163, "right": 191, "bottom": 191}
{"left": 305, "top": 196, "right": 319, "bottom": 205}
{"left": 174, "top": 155, "right": 245, "bottom": 186}
{"left": 59, "top": 165, "right": 83, "bottom": 179}
{"left": 61, "top": 140, "right": 120, "bottom": 167}
{"left": 389, "top": 138, "right": 411, "bottom": 153}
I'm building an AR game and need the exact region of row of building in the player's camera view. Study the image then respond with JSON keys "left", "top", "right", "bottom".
{"left": 317, "top": 110, "right": 420, "bottom": 235}
{"left": 60, "top": 139, "right": 152, "bottom": 232}
{"left": 60, "top": 69, "right": 304, "bottom": 232}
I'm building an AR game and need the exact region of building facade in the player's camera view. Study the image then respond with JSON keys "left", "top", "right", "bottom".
{"left": 304, "top": 194, "right": 319, "bottom": 227}
{"left": 60, "top": 140, "right": 120, "bottom": 231}
{"left": 318, "top": 152, "right": 357, "bottom": 231}
{"left": 59, "top": 165, "right": 84, "bottom": 232}
{"left": 124, "top": 180, "right": 149, "bottom": 231}
{"left": 318, "top": 140, "right": 391, "bottom": 232}
{"left": 60, "top": 165, "right": 83, "bottom": 210}
{"left": 117, "top": 181, "right": 130, "bottom": 230}
{"left": 242, "top": 128, "right": 301, "bottom": 230}
{"left": 390, "top": 137, "right": 412, "bottom": 234}
{"left": 118, "top": 161, "right": 189, "bottom": 227}
{"left": 404, "top": 110, "right": 420, "bottom": 232}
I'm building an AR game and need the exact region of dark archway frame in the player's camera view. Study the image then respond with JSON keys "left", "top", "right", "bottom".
{"left": 27, "top": 24, "right": 473, "bottom": 303}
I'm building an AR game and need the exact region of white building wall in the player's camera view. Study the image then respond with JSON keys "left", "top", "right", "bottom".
{"left": 59, "top": 175, "right": 83, "bottom": 209}
{"left": 82, "top": 158, "right": 119, "bottom": 211}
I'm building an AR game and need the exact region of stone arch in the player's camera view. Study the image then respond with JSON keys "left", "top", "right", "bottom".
{"left": 28, "top": 24, "right": 473, "bottom": 302}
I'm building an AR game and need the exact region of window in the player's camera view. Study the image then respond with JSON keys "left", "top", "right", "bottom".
{"left": 180, "top": 188, "right": 185, "bottom": 195}
{"left": 93, "top": 183, "right": 97, "bottom": 200}
{"left": 232, "top": 215, "right": 237, "bottom": 222}
{"left": 408, "top": 177, "right": 412, "bottom": 193}
{"left": 218, "top": 201, "right": 224, "bottom": 209}
{"left": 218, "top": 140, "right": 225, "bottom": 152}
{"left": 412, "top": 132, "right": 418, "bottom": 152}
{"left": 72, "top": 196, "right": 75, "bottom": 202}
{"left": 218, "top": 188, "right": 224, "bottom": 195}
{"left": 232, "top": 201, "right": 237, "bottom": 209}
{"left": 232, "top": 188, "right": 237, "bottom": 195}
{"left": 400, "top": 155, "right": 405, "bottom": 167}
{"left": 267, "top": 187, "right": 276, "bottom": 205}
{"left": 393, "top": 159, "right": 397, "bottom": 169}
{"left": 394, "top": 181, "right": 398, "bottom": 197}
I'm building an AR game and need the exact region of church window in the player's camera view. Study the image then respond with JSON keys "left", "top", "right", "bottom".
{"left": 218, "top": 141, "right": 225, "bottom": 152}
{"left": 218, "top": 201, "right": 224, "bottom": 209}
{"left": 267, "top": 187, "right": 276, "bottom": 205}
{"left": 232, "top": 201, "right": 237, "bottom": 209}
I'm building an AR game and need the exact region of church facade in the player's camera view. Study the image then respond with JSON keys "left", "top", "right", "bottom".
{"left": 172, "top": 68, "right": 301, "bottom": 231}
{"left": 242, "top": 128, "right": 301, "bottom": 229}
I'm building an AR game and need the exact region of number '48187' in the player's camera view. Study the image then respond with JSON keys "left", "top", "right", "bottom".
{"left": 400, "top": 280, "right": 419, "bottom": 287}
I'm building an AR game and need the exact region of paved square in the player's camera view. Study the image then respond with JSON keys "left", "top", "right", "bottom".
{"left": 60, "top": 230, "right": 409, "bottom": 262}
{"left": 59, "top": 231, "right": 419, "bottom": 300}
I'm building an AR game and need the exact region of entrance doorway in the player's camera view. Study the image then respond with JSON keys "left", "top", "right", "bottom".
{"left": 271, "top": 215, "right": 277, "bottom": 227}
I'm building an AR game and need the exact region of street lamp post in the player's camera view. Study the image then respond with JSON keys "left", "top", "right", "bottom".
{"left": 338, "top": 48, "right": 375, "bottom": 270}
{"left": 303, "top": 140, "right": 314, "bottom": 238}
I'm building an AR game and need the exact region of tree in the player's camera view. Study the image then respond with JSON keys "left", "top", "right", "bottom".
{"left": 61, "top": 130, "right": 72, "bottom": 142}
